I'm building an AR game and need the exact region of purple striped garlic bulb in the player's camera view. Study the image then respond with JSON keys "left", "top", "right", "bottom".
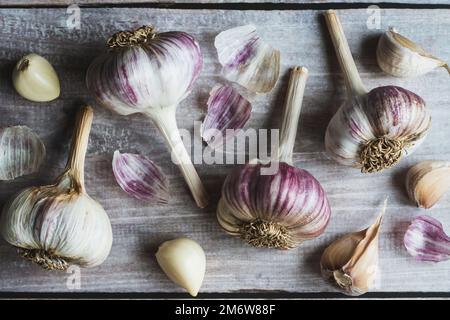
{"left": 324, "top": 11, "right": 431, "bottom": 173}
{"left": 217, "top": 67, "right": 331, "bottom": 249}
{"left": 86, "top": 26, "right": 208, "bottom": 208}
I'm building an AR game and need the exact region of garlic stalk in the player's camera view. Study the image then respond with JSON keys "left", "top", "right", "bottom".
{"left": 406, "top": 161, "right": 450, "bottom": 209}
{"left": 0, "top": 106, "right": 113, "bottom": 270}
{"left": 324, "top": 11, "right": 431, "bottom": 173}
{"left": 12, "top": 53, "right": 60, "bottom": 102}
{"left": 0, "top": 126, "right": 45, "bottom": 180}
{"left": 377, "top": 28, "right": 449, "bottom": 78}
{"left": 156, "top": 237, "right": 206, "bottom": 297}
{"left": 404, "top": 215, "right": 450, "bottom": 263}
{"left": 217, "top": 67, "right": 331, "bottom": 249}
{"left": 320, "top": 200, "right": 386, "bottom": 296}
{"left": 86, "top": 26, "right": 208, "bottom": 208}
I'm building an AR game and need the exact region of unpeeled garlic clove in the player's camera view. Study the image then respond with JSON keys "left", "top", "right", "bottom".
{"left": 376, "top": 28, "right": 449, "bottom": 78}
{"left": 215, "top": 25, "right": 280, "bottom": 93}
{"left": 12, "top": 53, "right": 60, "bottom": 102}
{"left": 406, "top": 161, "right": 450, "bottom": 209}
{"left": 112, "top": 150, "right": 169, "bottom": 203}
{"left": 155, "top": 238, "right": 206, "bottom": 297}
{"left": 320, "top": 201, "right": 385, "bottom": 296}
{"left": 201, "top": 85, "right": 252, "bottom": 149}
{"left": 0, "top": 125, "right": 46, "bottom": 180}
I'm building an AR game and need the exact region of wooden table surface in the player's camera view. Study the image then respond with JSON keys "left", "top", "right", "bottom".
{"left": 0, "top": 2, "right": 449, "bottom": 297}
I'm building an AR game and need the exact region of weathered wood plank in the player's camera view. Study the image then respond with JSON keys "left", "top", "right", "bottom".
{"left": 0, "top": 8, "right": 449, "bottom": 294}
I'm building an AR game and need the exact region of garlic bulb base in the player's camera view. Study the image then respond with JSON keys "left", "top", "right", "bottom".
{"left": 240, "top": 219, "right": 294, "bottom": 249}
{"left": 21, "top": 249, "right": 69, "bottom": 271}
{"left": 333, "top": 269, "right": 353, "bottom": 289}
{"left": 360, "top": 136, "right": 404, "bottom": 173}
{"left": 107, "top": 26, "right": 156, "bottom": 48}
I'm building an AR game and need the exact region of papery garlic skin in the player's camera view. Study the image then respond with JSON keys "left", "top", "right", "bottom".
{"left": 406, "top": 161, "right": 450, "bottom": 209}
{"left": 156, "top": 238, "right": 206, "bottom": 297}
{"left": 0, "top": 126, "right": 45, "bottom": 180}
{"left": 12, "top": 53, "right": 60, "bottom": 102}
{"left": 112, "top": 150, "right": 169, "bottom": 203}
{"left": 201, "top": 85, "right": 252, "bottom": 148}
{"left": 320, "top": 202, "right": 385, "bottom": 296}
{"left": 215, "top": 25, "right": 280, "bottom": 93}
{"left": 404, "top": 215, "right": 450, "bottom": 263}
{"left": 325, "top": 86, "right": 431, "bottom": 171}
{"left": 377, "top": 28, "right": 449, "bottom": 78}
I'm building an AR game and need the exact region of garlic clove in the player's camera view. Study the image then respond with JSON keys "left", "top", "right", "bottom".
{"left": 201, "top": 85, "right": 252, "bottom": 149}
{"left": 112, "top": 150, "right": 169, "bottom": 203}
{"left": 404, "top": 215, "right": 450, "bottom": 262}
{"left": 155, "top": 238, "right": 206, "bottom": 297}
{"left": 320, "top": 201, "right": 385, "bottom": 296}
{"left": 377, "top": 28, "right": 449, "bottom": 78}
{"left": 12, "top": 53, "right": 60, "bottom": 102}
{"left": 0, "top": 126, "right": 46, "bottom": 180}
{"left": 406, "top": 161, "right": 450, "bottom": 209}
{"left": 215, "top": 25, "right": 280, "bottom": 93}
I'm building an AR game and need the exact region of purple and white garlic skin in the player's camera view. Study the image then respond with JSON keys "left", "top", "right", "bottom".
{"left": 112, "top": 150, "right": 169, "bottom": 204}
{"left": 86, "top": 26, "right": 208, "bottom": 208}
{"left": 404, "top": 215, "right": 450, "bottom": 263}
{"left": 324, "top": 11, "right": 431, "bottom": 173}
{"left": 217, "top": 67, "right": 331, "bottom": 249}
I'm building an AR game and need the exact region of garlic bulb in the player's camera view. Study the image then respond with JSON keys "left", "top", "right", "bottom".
{"left": 156, "top": 238, "right": 206, "bottom": 297}
{"left": 324, "top": 11, "right": 431, "bottom": 173}
{"left": 406, "top": 161, "right": 450, "bottom": 209}
{"left": 86, "top": 26, "right": 208, "bottom": 208}
{"left": 12, "top": 53, "right": 60, "bottom": 102}
{"left": 217, "top": 67, "right": 331, "bottom": 249}
{"left": 0, "top": 106, "right": 113, "bottom": 270}
{"left": 404, "top": 215, "right": 450, "bottom": 263}
{"left": 0, "top": 126, "right": 45, "bottom": 180}
{"left": 320, "top": 201, "right": 385, "bottom": 296}
{"left": 112, "top": 150, "right": 169, "bottom": 203}
{"left": 215, "top": 25, "right": 280, "bottom": 93}
{"left": 201, "top": 85, "right": 252, "bottom": 149}
{"left": 377, "top": 28, "right": 449, "bottom": 78}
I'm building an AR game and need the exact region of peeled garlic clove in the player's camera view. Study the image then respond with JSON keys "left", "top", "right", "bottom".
{"left": 0, "top": 126, "right": 45, "bottom": 180}
{"left": 12, "top": 53, "right": 60, "bottom": 102}
{"left": 215, "top": 25, "right": 280, "bottom": 93}
{"left": 404, "top": 215, "right": 450, "bottom": 262}
{"left": 377, "top": 28, "right": 449, "bottom": 78}
{"left": 112, "top": 150, "right": 169, "bottom": 203}
{"left": 156, "top": 238, "right": 206, "bottom": 297}
{"left": 406, "top": 161, "right": 450, "bottom": 209}
{"left": 201, "top": 85, "right": 252, "bottom": 149}
{"left": 320, "top": 201, "right": 385, "bottom": 296}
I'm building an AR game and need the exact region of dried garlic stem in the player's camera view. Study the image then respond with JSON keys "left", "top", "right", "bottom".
{"left": 278, "top": 66, "right": 309, "bottom": 164}
{"left": 147, "top": 107, "right": 208, "bottom": 208}
{"left": 324, "top": 10, "right": 367, "bottom": 97}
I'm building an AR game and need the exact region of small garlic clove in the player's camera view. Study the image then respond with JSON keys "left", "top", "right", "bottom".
{"left": 12, "top": 53, "right": 60, "bottom": 102}
{"left": 155, "top": 238, "right": 206, "bottom": 297}
{"left": 112, "top": 150, "right": 169, "bottom": 203}
{"left": 320, "top": 201, "right": 385, "bottom": 296}
{"left": 376, "top": 28, "right": 449, "bottom": 78}
{"left": 201, "top": 85, "right": 252, "bottom": 149}
{"left": 215, "top": 25, "right": 280, "bottom": 93}
{"left": 0, "top": 126, "right": 46, "bottom": 180}
{"left": 406, "top": 161, "right": 450, "bottom": 209}
{"left": 404, "top": 215, "right": 450, "bottom": 262}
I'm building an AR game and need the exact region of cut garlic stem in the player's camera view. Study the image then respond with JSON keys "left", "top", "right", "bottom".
{"left": 278, "top": 66, "right": 309, "bottom": 164}
{"left": 146, "top": 106, "right": 208, "bottom": 208}
{"left": 324, "top": 10, "right": 367, "bottom": 97}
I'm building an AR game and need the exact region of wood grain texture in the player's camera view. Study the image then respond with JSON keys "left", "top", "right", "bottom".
{"left": 0, "top": 8, "right": 449, "bottom": 294}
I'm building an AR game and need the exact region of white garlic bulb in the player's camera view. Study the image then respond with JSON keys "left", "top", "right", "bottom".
{"left": 377, "top": 28, "right": 449, "bottom": 78}
{"left": 0, "top": 126, "right": 45, "bottom": 180}
{"left": 12, "top": 53, "right": 60, "bottom": 102}
{"left": 0, "top": 106, "right": 112, "bottom": 270}
{"left": 156, "top": 238, "right": 206, "bottom": 297}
